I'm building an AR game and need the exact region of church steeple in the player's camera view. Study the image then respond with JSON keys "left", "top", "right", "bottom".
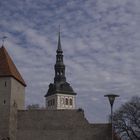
{"left": 45, "top": 30, "right": 76, "bottom": 110}
{"left": 57, "top": 31, "right": 62, "bottom": 53}
{"left": 54, "top": 31, "right": 66, "bottom": 83}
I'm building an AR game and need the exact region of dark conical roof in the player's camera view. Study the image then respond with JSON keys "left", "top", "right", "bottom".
{"left": 57, "top": 31, "right": 63, "bottom": 53}
{"left": 0, "top": 46, "right": 26, "bottom": 86}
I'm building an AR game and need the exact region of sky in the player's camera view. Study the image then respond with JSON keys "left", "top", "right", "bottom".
{"left": 0, "top": 0, "right": 140, "bottom": 123}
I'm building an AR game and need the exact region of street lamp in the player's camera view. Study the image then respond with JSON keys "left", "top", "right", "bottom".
{"left": 104, "top": 94, "right": 119, "bottom": 140}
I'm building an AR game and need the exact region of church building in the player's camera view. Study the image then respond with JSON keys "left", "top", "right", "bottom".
{"left": 45, "top": 32, "right": 76, "bottom": 110}
{"left": 0, "top": 33, "right": 119, "bottom": 140}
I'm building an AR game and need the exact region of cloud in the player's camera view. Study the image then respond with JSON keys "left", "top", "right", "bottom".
{"left": 0, "top": 0, "right": 140, "bottom": 123}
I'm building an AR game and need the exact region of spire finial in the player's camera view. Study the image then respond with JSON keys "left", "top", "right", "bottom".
{"left": 1, "top": 36, "right": 8, "bottom": 46}
{"left": 57, "top": 25, "right": 62, "bottom": 52}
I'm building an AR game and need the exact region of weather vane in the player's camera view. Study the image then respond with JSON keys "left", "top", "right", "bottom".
{"left": 2, "top": 36, "right": 8, "bottom": 46}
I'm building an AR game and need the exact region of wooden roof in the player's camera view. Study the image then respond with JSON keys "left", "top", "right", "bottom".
{"left": 0, "top": 46, "right": 26, "bottom": 86}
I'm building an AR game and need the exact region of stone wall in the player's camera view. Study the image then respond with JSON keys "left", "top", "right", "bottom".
{"left": 0, "top": 77, "right": 24, "bottom": 139}
{"left": 9, "top": 103, "right": 17, "bottom": 140}
{"left": 0, "top": 77, "right": 11, "bottom": 139}
{"left": 10, "top": 78, "right": 25, "bottom": 110}
{"left": 17, "top": 109, "right": 112, "bottom": 140}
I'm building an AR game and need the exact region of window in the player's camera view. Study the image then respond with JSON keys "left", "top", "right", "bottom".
{"left": 48, "top": 99, "right": 55, "bottom": 107}
{"left": 70, "top": 99, "right": 73, "bottom": 105}
{"left": 48, "top": 100, "right": 51, "bottom": 106}
{"left": 65, "top": 98, "right": 68, "bottom": 105}
{"left": 4, "top": 82, "right": 7, "bottom": 87}
{"left": 61, "top": 98, "right": 64, "bottom": 104}
{"left": 3, "top": 100, "right": 6, "bottom": 104}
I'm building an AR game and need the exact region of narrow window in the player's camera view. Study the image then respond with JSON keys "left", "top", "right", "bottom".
{"left": 5, "top": 82, "right": 7, "bottom": 87}
{"left": 48, "top": 100, "right": 50, "bottom": 106}
{"left": 66, "top": 98, "right": 68, "bottom": 105}
{"left": 61, "top": 98, "right": 64, "bottom": 104}
{"left": 3, "top": 100, "right": 6, "bottom": 104}
{"left": 50, "top": 100, "right": 52, "bottom": 106}
{"left": 70, "top": 99, "right": 73, "bottom": 105}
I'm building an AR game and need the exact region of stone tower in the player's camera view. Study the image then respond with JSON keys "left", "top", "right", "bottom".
{"left": 0, "top": 46, "right": 26, "bottom": 139}
{"left": 45, "top": 32, "right": 76, "bottom": 110}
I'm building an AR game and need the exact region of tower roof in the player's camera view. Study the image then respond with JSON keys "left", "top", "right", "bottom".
{"left": 0, "top": 46, "right": 26, "bottom": 86}
{"left": 45, "top": 32, "right": 76, "bottom": 97}
{"left": 57, "top": 31, "right": 63, "bottom": 53}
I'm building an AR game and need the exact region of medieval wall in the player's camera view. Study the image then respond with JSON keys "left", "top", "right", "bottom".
{"left": 0, "top": 77, "right": 24, "bottom": 139}
{"left": 10, "top": 78, "right": 25, "bottom": 110}
{"left": 0, "top": 77, "right": 11, "bottom": 139}
{"left": 9, "top": 103, "right": 17, "bottom": 140}
{"left": 16, "top": 109, "right": 111, "bottom": 140}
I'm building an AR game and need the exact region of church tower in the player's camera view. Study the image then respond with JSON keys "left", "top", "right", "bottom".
{"left": 0, "top": 46, "right": 26, "bottom": 139}
{"left": 45, "top": 32, "right": 76, "bottom": 110}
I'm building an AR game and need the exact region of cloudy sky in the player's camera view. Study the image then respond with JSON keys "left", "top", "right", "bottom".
{"left": 0, "top": 0, "right": 140, "bottom": 123}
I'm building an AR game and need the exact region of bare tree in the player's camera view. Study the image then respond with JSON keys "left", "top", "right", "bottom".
{"left": 113, "top": 96, "right": 140, "bottom": 140}
{"left": 26, "top": 104, "right": 40, "bottom": 110}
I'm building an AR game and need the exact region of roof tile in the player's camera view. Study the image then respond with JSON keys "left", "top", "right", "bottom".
{"left": 0, "top": 46, "right": 26, "bottom": 86}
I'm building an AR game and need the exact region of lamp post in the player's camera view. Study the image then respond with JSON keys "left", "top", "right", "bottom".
{"left": 104, "top": 94, "right": 119, "bottom": 140}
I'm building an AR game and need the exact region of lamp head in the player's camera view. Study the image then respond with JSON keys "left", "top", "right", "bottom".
{"left": 104, "top": 94, "right": 119, "bottom": 107}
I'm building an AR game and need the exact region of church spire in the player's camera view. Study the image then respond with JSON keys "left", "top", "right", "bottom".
{"left": 45, "top": 30, "right": 76, "bottom": 110}
{"left": 54, "top": 29, "right": 66, "bottom": 83}
{"left": 57, "top": 28, "right": 62, "bottom": 53}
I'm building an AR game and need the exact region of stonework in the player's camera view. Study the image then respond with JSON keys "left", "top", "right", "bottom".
{"left": 0, "top": 76, "right": 24, "bottom": 140}
{"left": 16, "top": 109, "right": 112, "bottom": 140}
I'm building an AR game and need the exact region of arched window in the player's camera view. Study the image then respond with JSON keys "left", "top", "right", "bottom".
{"left": 65, "top": 98, "right": 68, "bottom": 105}
{"left": 70, "top": 99, "right": 73, "bottom": 105}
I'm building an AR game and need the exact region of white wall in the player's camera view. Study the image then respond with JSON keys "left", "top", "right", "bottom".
{"left": 46, "top": 94, "right": 76, "bottom": 110}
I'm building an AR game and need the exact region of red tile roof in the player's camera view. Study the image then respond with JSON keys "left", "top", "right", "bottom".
{"left": 0, "top": 46, "right": 26, "bottom": 86}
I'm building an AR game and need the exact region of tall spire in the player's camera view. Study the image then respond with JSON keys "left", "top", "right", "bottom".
{"left": 54, "top": 27, "right": 66, "bottom": 83}
{"left": 57, "top": 25, "right": 62, "bottom": 53}
{"left": 45, "top": 29, "right": 76, "bottom": 100}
